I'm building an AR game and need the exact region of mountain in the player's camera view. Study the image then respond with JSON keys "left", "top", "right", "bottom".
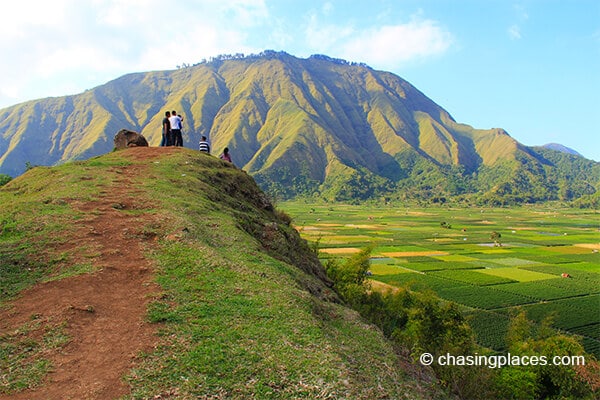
{"left": 0, "top": 51, "right": 598, "bottom": 204}
{"left": 541, "top": 143, "right": 583, "bottom": 157}
{"left": 0, "top": 148, "right": 443, "bottom": 398}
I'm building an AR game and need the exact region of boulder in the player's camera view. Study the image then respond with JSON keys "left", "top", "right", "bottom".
{"left": 113, "top": 129, "right": 149, "bottom": 149}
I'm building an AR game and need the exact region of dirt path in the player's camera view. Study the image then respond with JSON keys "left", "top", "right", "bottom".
{"left": 0, "top": 148, "right": 172, "bottom": 399}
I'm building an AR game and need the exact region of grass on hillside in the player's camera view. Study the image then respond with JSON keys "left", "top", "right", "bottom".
{"left": 124, "top": 150, "right": 438, "bottom": 399}
{"left": 0, "top": 149, "right": 442, "bottom": 399}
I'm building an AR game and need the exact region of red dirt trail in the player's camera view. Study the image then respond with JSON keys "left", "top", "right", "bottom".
{"left": 0, "top": 148, "right": 175, "bottom": 399}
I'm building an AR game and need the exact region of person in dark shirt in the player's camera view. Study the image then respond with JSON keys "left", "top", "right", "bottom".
{"left": 161, "top": 111, "right": 171, "bottom": 146}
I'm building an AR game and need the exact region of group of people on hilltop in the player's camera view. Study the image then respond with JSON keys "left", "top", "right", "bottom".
{"left": 160, "top": 110, "right": 233, "bottom": 164}
{"left": 161, "top": 110, "right": 184, "bottom": 147}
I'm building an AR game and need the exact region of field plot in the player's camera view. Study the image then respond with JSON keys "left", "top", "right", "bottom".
{"left": 283, "top": 202, "right": 600, "bottom": 357}
{"left": 429, "top": 269, "right": 516, "bottom": 285}
{"left": 478, "top": 267, "right": 557, "bottom": 282}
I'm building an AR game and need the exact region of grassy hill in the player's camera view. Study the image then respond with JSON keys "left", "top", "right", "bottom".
{"left": 0, "top": 147, "right": 443, "bottom": 399}
{"left": 1, "top": 51, "right": 597, "bottom": 205}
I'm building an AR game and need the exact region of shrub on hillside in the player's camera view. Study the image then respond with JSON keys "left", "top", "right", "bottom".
{"left": 0, "top": 174, "right": 11, "bottom": 187}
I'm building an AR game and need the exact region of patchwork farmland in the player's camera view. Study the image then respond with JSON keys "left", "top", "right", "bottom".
{"left": 283, "top": 202, "right": 600, "bottom": 358}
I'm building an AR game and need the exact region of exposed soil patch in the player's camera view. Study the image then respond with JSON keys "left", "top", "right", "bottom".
{"left": 0, "top": 147, "right": 176, "bottom": 399}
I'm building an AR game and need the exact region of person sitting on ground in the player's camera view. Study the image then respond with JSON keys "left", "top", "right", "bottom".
{"left": 199, "top": 136, "right": 210, "bottom": 153}
{"left": 219, "top": 147, "right": 232, "bottom": 163}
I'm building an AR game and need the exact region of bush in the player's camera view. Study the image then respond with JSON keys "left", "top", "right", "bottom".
{"left": 502, "top": 310, "right": 598, "bottom": 399}
{"left": 325, "top": 246, "right": 372, "bottom": 306}
{"left": 325, "top": 248, "right": 600, "bottom": 399}
{"left": 326, "top": 247, "right": 496, "bottom": 399}
{"left": 0, "top": 174, "right": 11, "bottom": 187}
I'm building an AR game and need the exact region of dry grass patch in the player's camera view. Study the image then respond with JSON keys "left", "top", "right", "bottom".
{"left": 574, "top": 243, "right": 600, "bottom": 250}
{"left": 319, "top": 247, "right": 362, "bottom": 254}
{"left": 547, "top": 246, "right": 596, "bottom": 254}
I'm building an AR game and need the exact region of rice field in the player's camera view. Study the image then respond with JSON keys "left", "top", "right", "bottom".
{"left": 282, "top": 201, "right": 600, "bottom": 357}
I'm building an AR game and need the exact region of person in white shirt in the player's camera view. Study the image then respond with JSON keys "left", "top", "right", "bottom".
{"left": 169, "top": 110, "right": 184, "bottom": 147}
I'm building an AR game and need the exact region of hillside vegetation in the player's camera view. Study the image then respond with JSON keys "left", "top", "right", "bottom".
{"left": 0, "top": 51, "right": 598, "bottom": 205}
{"left": 0, "top": 147, "right": 443, "bottom": 399}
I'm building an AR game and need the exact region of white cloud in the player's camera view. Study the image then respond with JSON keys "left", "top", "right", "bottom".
{"left": 0, "top": 0, "right": 70, "bottom": 40}
{"left": 513, "top": 4, "right": 529, "bottom": 21}
{"left": 302, "top": 6, "right": 452, "bottom": 69}
{"left": 0, "top": 0, "right": 453, "bottom": 108}
{"left": 507, "top": 3, "right": 528, "bottom": 40}
{"left": 338, "top": 18, "right": 454, "bottom": 69}
{"left": 322, "top": 2, "right": 334, "bottom": 16}
{"left": 0, "top": 0, "right": 271, "bottom": 107}
{"left": 305, "top": 12, "right": 355, "bottom": 50}
{"left": 508, "top": 24, "right": 522, "bottom": 40}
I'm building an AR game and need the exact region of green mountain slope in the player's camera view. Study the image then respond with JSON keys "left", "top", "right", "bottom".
{"left": 0, "top": 51, "right": 597, "bottom": 203}
{"left": 0, "top": 148, "right": 443, "bottom": 398}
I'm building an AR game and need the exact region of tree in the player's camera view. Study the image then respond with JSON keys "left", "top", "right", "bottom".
{"left": 500, "top": 310, "right": 598, "bottom": 399}
{"left": 490, "top": 231, "right": 502, "bottom": 247}
{"left": 0, "top": 174, "right": 11, "bottom": 187}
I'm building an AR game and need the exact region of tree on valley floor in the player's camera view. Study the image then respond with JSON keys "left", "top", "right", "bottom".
{"left": 490, "top": 231, "right": 502, "bottom": 247}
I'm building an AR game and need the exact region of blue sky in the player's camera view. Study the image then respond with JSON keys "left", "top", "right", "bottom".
{"left": 1, "top": 0, "right": 598, "bottom": 160}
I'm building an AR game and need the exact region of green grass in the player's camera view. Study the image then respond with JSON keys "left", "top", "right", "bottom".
{"left": 374, "top": 272, "right": 466, "bottom": 292}
{"left": 437, "top": 285, "right": 534, "bottom": 309}
{"left": 521, "top": 295, "right": 600, "bottom": 330}
{"left": 428, "top": 269, "right": 516, "bottom": 286}
{"left": 569, "top": 324, "right": 600, "bottom": 341}
{"left": 121, "top": 150, "right": 438, "bottom": 398}
{"left": 478, "top": 267, "right": 557, "bottom": 282}
{"left": 0, "top": 317, "right": 69, "bottom": 394}
{"left": 131, "top": 241, "right": 411, "bottom": 398}
{"left": 495, "top": 280, "right": 591, "bottom": 301}
{"left": 1, "top": 149, "right": 444, "bottom": 399}
{"left": 369, "top": 263, "right": 412, "bottom": 275}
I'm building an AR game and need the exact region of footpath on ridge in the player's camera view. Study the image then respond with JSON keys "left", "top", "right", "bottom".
{"left": 0, "top": 148, "right": 178, "bottom": 399}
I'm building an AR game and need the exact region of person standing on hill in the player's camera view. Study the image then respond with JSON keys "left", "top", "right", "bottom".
{"left": 161, "top": 111, "right": 171, "bottom": 146}
{"left": 169, "top": 110, "right": 184, "bottom": 147}
{"left": 199, "top": 136, "right": 210, "bottom": 154}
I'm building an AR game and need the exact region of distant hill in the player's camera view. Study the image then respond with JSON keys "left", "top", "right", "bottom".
{"left": 0, "top": 51, "right": 598, "bottom": 204}
{"left": 0, "top": 148, "right": 443, "bottom": 398}
{"left": 541, "top": 143, "right": 583, "bottom": 157}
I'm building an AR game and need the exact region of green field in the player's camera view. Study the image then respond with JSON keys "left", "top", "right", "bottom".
{"left": 282, "top": 202, "right": 600, "bottom": 357}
